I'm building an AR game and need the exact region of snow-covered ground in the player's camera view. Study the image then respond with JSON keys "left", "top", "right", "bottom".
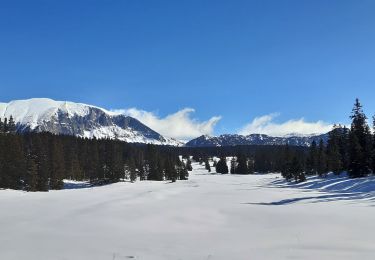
{"left": 1, "top": 163, "right": 375, "bottom": 260}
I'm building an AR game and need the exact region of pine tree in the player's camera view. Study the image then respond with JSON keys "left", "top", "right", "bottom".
{"left": 50, "top": 139, "right": 65, "bottom": 189}
{"left": 0, "top": 135, "right": 25, "bottom": 189}
{"left": 124, "top": 158, "right": 137, "bottom": 182}
{"left": 2, "top": 118, "right": 8, "bottom": 133}
{"left": 205, "top": 158, "right": 211, "bottom": 173}
{"left": 281, "top": 145, "right": 293, "bottom": 181}
{"left": 326, "top": 125, "right": 343, "bottom": 175}
{"left": 165, "top": 158, "right": 178, "bottom": 182}
{"left": 177, "top": 160, "right": 189, "bottom": 180}
{"left": 186, "top": 158, "right": 193, "bottom": 171}
{"left": 348, "top": 98, "right": 372, "bottom": 177}
{"left": 247, "top": 158, "right": 255, "bottom": 174}
{"left": 230, "top": 157, "right": 236, "bottom": 174}
{"left": 25, "top": 155, "right": 38, "bottom": 191}
{"left": 7, "top": 116, "right": 16, "bottom": 134}
{"left": 291, "top": 156, "right": 305, "bottom": 182}
{"left": 216, "top": 157, "right": 228, "bottom": 174}
{"left": 317, "top": 139, "right": 327, "bottom": 177}
{"left": 306, "top": 140, "right": 318, "bottom": 175}
{"left": 235, "top": 154, "right": 249, "bottom": 174}
{"left": 0, "top": 118, "right": 3, "bottom": 134}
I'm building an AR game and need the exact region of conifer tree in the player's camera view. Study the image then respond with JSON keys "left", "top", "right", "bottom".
{"left": 317, "top": 139, "right": 327, "bottom": 177}
{"left": 326, "top": 125, "right": 343, "bottom": 175}
{"left": 306, "top": 140, "right": 318, "bottom": 175}
{"left": 235, "top": 154, "right": 249, "bottom": 174}
{"left": 50, "top": 139, "right": 65, "bottom": 189}
{"left": 205, "top": 158, "right": 211, "bottom": 172}
{"left": 8, "top": 116, "right": 16, "bottom": 134}
{"left": 216, "top": 157, "right": 228, "bottom": 174}
{"left": 186, "top": 158, "right": 193, "bottom": 171}
{"left": 348, "top": 99, "right": 372, "bottom": 177}
{"left": 165, "top": 158, "right": 177, "bottom": 182}
{"left": 291, "top": 156, "right": 305, "bottom": 182}
{"left": 230, "top": 157, "right": 236, "bottom": 174}
{"left": 2, "top": 118, "right": 8, "bottom": 133}
{"left": 281, "top": 145, "right": 293, "bottom": 181}
{"left": 25, "top": 155, "right": 38, "bottom": 191}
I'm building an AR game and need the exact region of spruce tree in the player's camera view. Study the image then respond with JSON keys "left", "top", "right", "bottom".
{"left": 317, "top": 139, "right": 327, "bottom": 177}
{"left": 25, "top": 155, "right": 38, "bottom": 191}
{"left": 8, "top": 116, "right": 16, "bottom": 134}
{"left": 216, "top": 157, "right": 228, "bottom": 174}
{"left": 205, "top": 158, "right": 211, "bottom": 172}
{"left": 326, "top": 125, "right": 343, "bottom": 175}
{"left": 291, "top": 156, "right": 305, "bottom": 182}
{"left": 348, "top": 99, "right": 372, "bottom": 177}
{"left": 235, "top": 154, "right": 249, "bottom": 174}
{"left": 50, "top": 139, "right": 65, "bottom": 189}
{"left": 306, "top": 140, "right": 318, "bottom": 175}
{"left": 2, "top": 118, "right": 8, "bottom": 133}
{"left": 230, "top": 157, "right": 236, "bottom": 174}
{"left": 186, "top": 158, "right": 193, "bottom": 171}
{"left": 281, "top": 145, "right": 293, "bottom": 181}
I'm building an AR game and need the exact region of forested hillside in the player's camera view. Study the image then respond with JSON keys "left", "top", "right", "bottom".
{"left": 0, "top": 117, "right": 188, "bottom": 191}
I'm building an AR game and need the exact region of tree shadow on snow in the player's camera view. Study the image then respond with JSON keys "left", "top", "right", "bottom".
{"left": 247, "top": 173, "right": 375, "bottom": 206}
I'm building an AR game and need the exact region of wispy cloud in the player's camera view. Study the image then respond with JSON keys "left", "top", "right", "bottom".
{"left": 238, "top": 113, "right": 333, "bottom": 137}
{"left": 111, "top": 108, "right": 221, "bottom": 141}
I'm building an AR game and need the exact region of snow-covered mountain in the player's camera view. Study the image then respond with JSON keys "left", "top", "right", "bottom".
{"left": 0, "top": 98, "right": 181, "bottom": 145}
{"left": 185, "top": 133, "right": 329, "bottom": 147}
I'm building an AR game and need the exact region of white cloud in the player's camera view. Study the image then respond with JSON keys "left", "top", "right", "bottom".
{"left": 111, "top": 108, "right": 221, "bottom": 141}
{"left": 238, "top": 113, "right": 333, "bottom": 137}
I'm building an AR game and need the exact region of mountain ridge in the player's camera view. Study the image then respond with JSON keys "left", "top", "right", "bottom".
{"left": 0, "top": 98, "right": 182, "bottom": 146}
{"left": 185, "top": 133, "right": 329, "bottom": 147}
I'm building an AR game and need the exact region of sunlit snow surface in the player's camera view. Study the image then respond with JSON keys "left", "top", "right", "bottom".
{"left": 1, "top": 163, "right": 375, "bottom": 259}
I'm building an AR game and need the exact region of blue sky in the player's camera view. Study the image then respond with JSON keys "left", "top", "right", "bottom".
{"left": 1, "top": 0, "right": 375, "bottom": 139}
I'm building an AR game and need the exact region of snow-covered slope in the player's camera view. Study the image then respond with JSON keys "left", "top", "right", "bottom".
{"left": 1, "top": 163, "right": 375, "bottom": 259}
{"left": 185, "top": 133, "right": 329, "bottom": 147}
{"left": 0, "top": 98, "right": 181, "bottom": 145}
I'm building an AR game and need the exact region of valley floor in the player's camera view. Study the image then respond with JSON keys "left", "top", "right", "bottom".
{"left": 1, "top": 163, "right": 375, "bottom": 260}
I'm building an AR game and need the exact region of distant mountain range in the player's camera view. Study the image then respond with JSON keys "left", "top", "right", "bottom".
{"left": 0, "top": 98, "right": 181, "bottom": 146}
{"left": 0, "top": 98, "right": 330, "bottom": 147}
{"left": 185, "top": 133, "right": 329, "bottom": 147}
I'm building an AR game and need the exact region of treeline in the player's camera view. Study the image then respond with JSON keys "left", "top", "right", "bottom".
{"left": 0, "top": 126, "right": 189, "bottom": 191}
{"left": 176, "top": 99, "right": 375, "bottom": 182}
{"left": 175, "top": 145, "right": 306, "bottom": 174}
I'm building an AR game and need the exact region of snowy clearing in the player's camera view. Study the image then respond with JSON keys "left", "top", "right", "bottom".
{"left": 1, "top": 163, "right": 375, "bottom": 260}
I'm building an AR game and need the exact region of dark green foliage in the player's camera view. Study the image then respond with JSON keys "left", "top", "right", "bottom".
{"left": 317, "top": 139, "right": 327, "bottom": 177}
{"left": 326, "top": 125, "right": 343, "bottom": 175}
{"left": 281, "top": 145, "right": 293, "bottom": 181}
{"left": 306, "top": 140, "right": 318, "bottom": 175}
{"left": 25, "top": 155, "right": 38, "bottom": 191}
{"left": 186, "top": 158, "right": 193, "bottom": 171}
{"left": 230, "top": 157, "right": 236, "bottom": 174}
{"left": 348, "top": 99, "right": 372, "bottom": 178}
{"left": 8, "top": 116, "right": 16, "bottom": 134}
{"left": 205, "top": 158, "right": 211, "bottom": 172}
{"left": 290, "top": 156, "right": 305, "bottom": 182}
{"left": 216, "top": 157, "right": 228, "bottom": 174}
{"left": 0, "top": 117, "right": 186, "bottom": 191}
{"left": 234, "top": 154, "right": 251, "bottom": 174}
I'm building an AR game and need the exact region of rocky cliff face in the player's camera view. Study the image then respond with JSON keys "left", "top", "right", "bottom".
{"left": 0, "top": 98, "right": 181, "bottom": 145}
